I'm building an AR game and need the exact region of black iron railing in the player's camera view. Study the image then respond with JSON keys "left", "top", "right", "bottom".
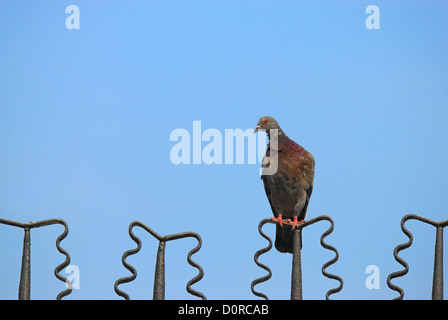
{"left": 251, "top": 216, "right": 343, "bottom": 300}
{"left": 0, "top": 218, "right": 72, "bottom": 300}
{"left": 114, "top": 220, "right": 206, "bottom": 300}
{"left": 1, "top": 213, "right": 445, "bottom": 300}
{"left": 387, "top": 214, "right": 448, "bottom": 300}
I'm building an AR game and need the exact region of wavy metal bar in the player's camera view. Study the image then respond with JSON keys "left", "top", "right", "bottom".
{"left": 51, "top": 220, "right": 72, "bottom": 300}
{"left": 251, "top": 215, "right": 343, "bottom": 300}
{"left": 316, "top": 216, "right": 343, "bottom": 299}
{"left": 0, "top": 218, "right": 72, "bottom": 300}
{"left": 113, "top": 222, "right": 142, "bottom": 300}
{"left": 387, "top": 214, "right": 448, "bottom": 300}
{"left": 183, "top": 232, "right": 205, "bottom": 299}
{"left": 114, "top": 221, "right": 206, "bottom": 300}
{"left": 251, "top": 219, "right": 273, "bottom": 300}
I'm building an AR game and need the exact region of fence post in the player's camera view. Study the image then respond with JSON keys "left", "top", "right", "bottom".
{"left": 290, "top": 229, "right": 302, "bottom": 300}
{"left": 432, "top": 226, "right": 444, "bottom": 300}
{"left": 153, "top": 241, "right": 166, "bottom": 300}
{"left": 18, "top": 227, "right": 31, "bottom": 300}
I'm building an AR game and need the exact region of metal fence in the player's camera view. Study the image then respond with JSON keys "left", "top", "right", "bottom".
{"left": 250, "top": 216, "right": 343, "bottom": 300}
{"left": 1, "top": 214, "right": 446, "bottom": 300}
{"left": 0, "top": 218, "right": 72, "bottom": 300}
{"left": 387, "top": 214, "right": 447, "bottom": 300}
{"left": 113, "top": 220, "right": 205, "bottom": 300}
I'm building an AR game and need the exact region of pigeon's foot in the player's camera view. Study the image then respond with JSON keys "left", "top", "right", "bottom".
{"left": 285, "top": 217, "right": 304, "bottom": 230}
{"left": 271, "top": 214, "right": 283, "bottom": 227}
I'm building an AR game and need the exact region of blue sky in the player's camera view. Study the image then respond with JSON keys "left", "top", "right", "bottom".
{"left": 0, "top": 0, "right": 447, "bottom": 300}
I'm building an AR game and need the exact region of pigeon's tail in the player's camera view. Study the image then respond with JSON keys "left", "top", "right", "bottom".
{"left": 275, "top": 225, "right": 302, "bottom": 254}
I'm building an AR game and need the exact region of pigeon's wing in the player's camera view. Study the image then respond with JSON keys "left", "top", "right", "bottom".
{"left": 261, "top": 155, "right": 279, "bottom": 219}
{"left": 294, "top": 151, "right": 314, "bottom": 219}
{"left": 274, "top": 147, "right": 314, "bottom": 253}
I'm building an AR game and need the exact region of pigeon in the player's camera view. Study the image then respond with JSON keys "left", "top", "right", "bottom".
{"left": 254, "top": 116, "right": 314, "bottom": 253}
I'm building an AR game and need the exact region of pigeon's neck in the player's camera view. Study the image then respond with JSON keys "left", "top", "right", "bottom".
{"left": 267, "top": 128, "right": 284, "bottom": 140}
{"left": 268, "top": 132, "right": 307, "bottom": 156}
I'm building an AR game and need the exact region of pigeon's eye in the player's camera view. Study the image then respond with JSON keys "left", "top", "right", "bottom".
{"left": 264, "top": 119, "right": 269, "bottom": 124}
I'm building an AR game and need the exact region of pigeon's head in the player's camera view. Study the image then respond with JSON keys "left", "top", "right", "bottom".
{"left": 253, "top": 116, "right": 283, "bottom": 135}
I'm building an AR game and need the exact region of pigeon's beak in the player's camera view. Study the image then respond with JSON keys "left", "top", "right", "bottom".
{"left": 253, "top": 125, "right": 260, "bottom": 133}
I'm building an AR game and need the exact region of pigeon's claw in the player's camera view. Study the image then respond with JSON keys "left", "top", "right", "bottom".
{"left": 289, "top": 216, "right": 304, "bottom": 230}
{"left": 271, "top": 214, "right": 283, "bottom": 227}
